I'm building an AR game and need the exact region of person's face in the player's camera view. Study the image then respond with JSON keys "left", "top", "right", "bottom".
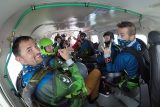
{"left": 117, "top": 27, "right": 130, "bottom": 41}
{"left": 80, "top": 36, "right": 85, "bottom": 41}
{"left": 62, "top": 36, "right": 65, "bottom": 40}
{"left": 16, "top": 39, "right": 43, "bottom": 66}
{"left": 45, "top": 45, "right": 54, "bottom": 53}
{"left": 57, "top": 38, "right": 62, "bottom": 43}
{"left": 104, "top": 35, "right": 111, "bottom": 42}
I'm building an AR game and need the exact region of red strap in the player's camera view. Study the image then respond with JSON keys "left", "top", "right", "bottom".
{"left": 105, "top": 57, "right": 112, "bottom": 63}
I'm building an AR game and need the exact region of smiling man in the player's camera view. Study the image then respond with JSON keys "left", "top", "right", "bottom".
{"left": 13, "top": 36, "right": 101, "bottom": 107}
{"left": 13, "top": 37, "right": 42, "bottom": 66}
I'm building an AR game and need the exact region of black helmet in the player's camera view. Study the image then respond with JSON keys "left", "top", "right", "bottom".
{"left": 103, "top": 31, "right": 114, "bottom": 40}
{"left": 80, "top": 32, "right": 87, "bottom": 37}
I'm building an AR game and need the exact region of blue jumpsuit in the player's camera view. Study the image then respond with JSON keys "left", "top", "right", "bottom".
{"left": 104, "top": 39, "right": 142, "bottom": 90}
{"left": 77, "top": 39, "right": 94, "bottom": 57}
{"left": 105, "top": 39, "right": 141, "bottom": 78}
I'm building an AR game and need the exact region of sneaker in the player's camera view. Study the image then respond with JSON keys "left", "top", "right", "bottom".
{"left": 99, "top": 80, "right": 113, "bottom": 97}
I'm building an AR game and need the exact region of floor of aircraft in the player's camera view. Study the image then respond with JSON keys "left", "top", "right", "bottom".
{"left": 84, "top": 83, "right": 150, "bottom": 107}
{"left": 84, "top": 93, "right": 126, "bottom": 107}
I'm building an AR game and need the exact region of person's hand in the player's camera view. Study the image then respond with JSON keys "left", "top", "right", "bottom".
{"left": 101, "top": 43, "right": 111, "bottom": 58}
{"left": 58, "top": 47, "right": 70, "bottom": 60}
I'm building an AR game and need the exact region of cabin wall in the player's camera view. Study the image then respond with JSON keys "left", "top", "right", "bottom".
{"left": 0, "top": 9, "right": 25, "bottom": 107}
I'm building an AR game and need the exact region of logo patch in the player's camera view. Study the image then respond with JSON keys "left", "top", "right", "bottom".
{"left": 59, "top": 74, "right": 72, "bottom": 85}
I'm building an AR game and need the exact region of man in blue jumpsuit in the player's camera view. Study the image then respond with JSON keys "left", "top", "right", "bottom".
{"left": 76, "top": 32, "right": 94, "bottom": 58}
{"left": 96, "top": 31, "right": 120, "bottom": 69}
{"left": 13, "top": 36, "right": 101, "bottom": 107}
{"left": 96, "top": 31, "right": 120, "bottom": 95}
{"left": 102, "top": 21, "right": 142, "bottom": 107}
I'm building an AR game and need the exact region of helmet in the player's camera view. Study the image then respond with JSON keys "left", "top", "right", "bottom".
{"left": 38, "top": 38, "right": 54, "bottom": 55}
{"left": 80, "top": 32, "right": 87, "bottom": 37}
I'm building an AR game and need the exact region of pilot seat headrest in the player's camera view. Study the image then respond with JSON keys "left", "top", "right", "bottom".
{"left": 148, "top": 31, "right": 160, "bottom": 45}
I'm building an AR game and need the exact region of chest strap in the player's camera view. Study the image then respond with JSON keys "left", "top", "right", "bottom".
{"left": 29, "top": 67, "right": 54, "bottom": 85}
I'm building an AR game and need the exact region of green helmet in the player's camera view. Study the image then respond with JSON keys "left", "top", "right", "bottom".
{"left": 38, "top": 38, "right": 54, "bottom": 55}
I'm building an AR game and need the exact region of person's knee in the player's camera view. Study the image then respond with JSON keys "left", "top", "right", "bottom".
{"left": 90, "top": 68, "right": 101, "bottom": 78}
{"left": 85, "top": 69, "right": 101, "bottom": 94}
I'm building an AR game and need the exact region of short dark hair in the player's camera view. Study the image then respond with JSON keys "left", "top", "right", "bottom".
{"left": 103, "top": 31, "right": 114, "bottom": 40}
{"left": 12, "top": 36, "right": 33, "bottom": 56}
{"left": 117, "top": 21, "right": 136, "bottom": 36}
{"left": 54, "top": 34, "right": 62, "bottom": 41}
{"left": 61, "top": 34, "right": 66, "bottom": 37}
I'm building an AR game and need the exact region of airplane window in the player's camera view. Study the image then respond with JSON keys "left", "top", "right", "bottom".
{"left": 136, "top": 34, "right": 147, "bottom": 44}
{"left": 70, "top": 31, "right": 79, "bottom": 46}
{"left": 7, "top": 53, "right": 22, "bottom": 90}
{"left": 114, "top": 34, "right": 118, "bottom": 44}
{"left": 91, "top": 35, "right": 99, "bottom": 43}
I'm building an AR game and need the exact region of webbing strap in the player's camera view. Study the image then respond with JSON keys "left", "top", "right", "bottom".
{"left": 30, "top": 66, "right": 55, "bottom": 84}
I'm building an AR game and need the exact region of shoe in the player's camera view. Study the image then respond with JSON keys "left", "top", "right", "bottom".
{"left": 99, "top": 80, "right": 113, "bottom": 97}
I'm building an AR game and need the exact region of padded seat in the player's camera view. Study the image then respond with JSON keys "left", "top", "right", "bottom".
{"left": 148, "top": 31, "right": 160, "bottom": 107}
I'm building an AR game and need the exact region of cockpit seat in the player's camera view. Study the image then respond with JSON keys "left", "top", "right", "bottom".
{"left": 148, "top": 31, "right": 160, "bottom": 107}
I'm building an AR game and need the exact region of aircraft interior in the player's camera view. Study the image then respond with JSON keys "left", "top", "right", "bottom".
{"left": 1, "top": 0, "right": 160, "bottom": 107}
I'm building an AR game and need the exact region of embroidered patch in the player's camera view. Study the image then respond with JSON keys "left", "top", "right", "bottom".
{"left": 59, "top": 74, "right": 72, "bottom": 85}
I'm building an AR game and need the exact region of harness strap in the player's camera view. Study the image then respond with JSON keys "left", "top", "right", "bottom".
{"left": 16, "top": 71, "right": 24, "bottom": 95}
{"left": 118, "top": 76, "right": 139, "bottom": 91}
{"left": 30, "top": 67, "right": 51, "bottom": 84}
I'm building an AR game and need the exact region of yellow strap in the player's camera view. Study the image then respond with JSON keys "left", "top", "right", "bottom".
{"left": 30, "top": 67, "right": 52, "bottom": 84}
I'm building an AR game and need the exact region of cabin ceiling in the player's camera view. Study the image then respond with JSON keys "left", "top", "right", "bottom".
{"left": 1, "top": 0, "right": 160, "bottom": 37}
{"left": 15, "top": 6, "right": 141, "bottom": 37}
